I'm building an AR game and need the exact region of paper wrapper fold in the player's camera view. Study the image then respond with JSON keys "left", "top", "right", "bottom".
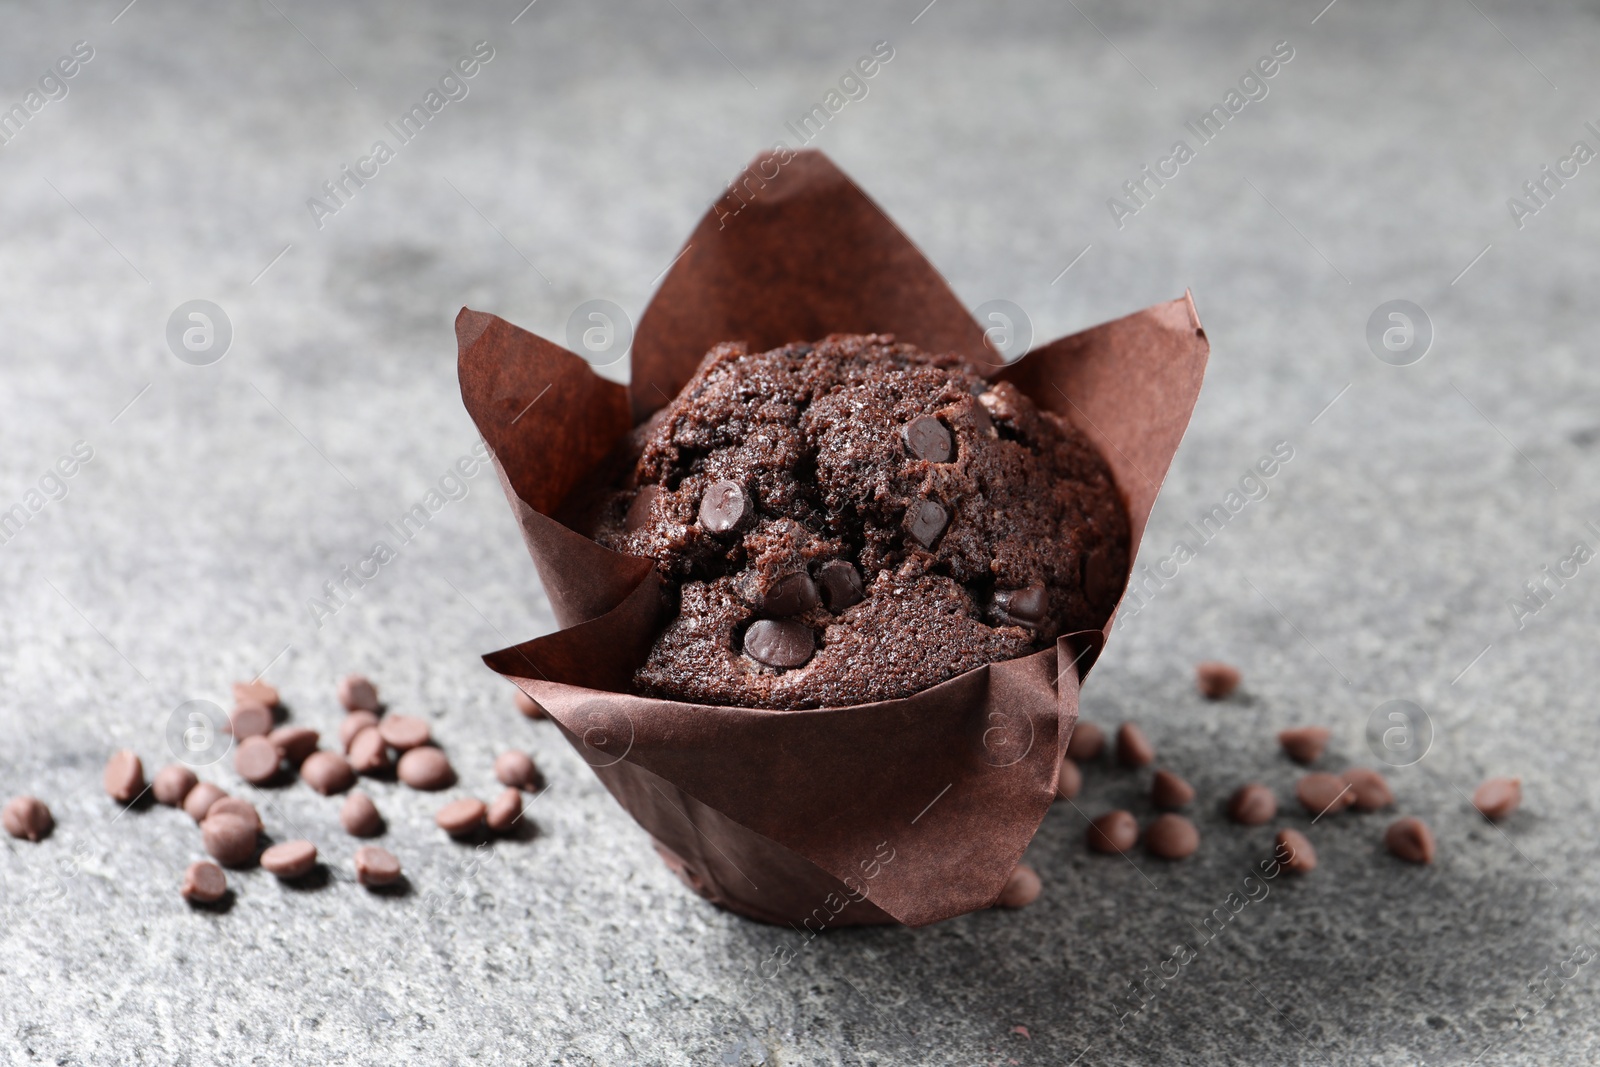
{"left": 459, "top": 150, "right": 1208, "bottom": 927}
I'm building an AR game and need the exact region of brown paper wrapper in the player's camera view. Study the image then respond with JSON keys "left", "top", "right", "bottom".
{"left": 459, "top": 150, "right": 1208, "bottom": 928}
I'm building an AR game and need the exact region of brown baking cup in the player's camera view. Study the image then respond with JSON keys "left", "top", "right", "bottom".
{"left": 460, "top": 149, "right": 1208, "bottom": 928}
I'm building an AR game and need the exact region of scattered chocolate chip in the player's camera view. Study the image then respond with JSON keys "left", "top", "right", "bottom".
{"left": 339, "top": 710, "right": 379, "bottom": 750}
{"left": 208, "top": 796, "right": 262, "bottom": 832}
{"left": 377, "top": 714, "right": 431, "bottom": 751}
{"left": 347, "top": 727, "right": 391, "bottom": 776}
{"left": 1056, "top": 758, "right": 1082, "bottom": 800}
{"left": 760, "top": 571, "right": 819, "bottom": 618}
{"left": 902, "top": 415, "right": 953, "bottom": 463}
{"left": 151, "top": 764, "right": 198, "bottom": 807}
{"left": 743, "top": 619, "right": 814, "bottom": 669}
{"left": 183, "top": 782, "right": 227, "bottom": 823}
{"left": 995, "top": 863, "right": 1041, "bottom": 908}
{"left": 270, "top": 726, "right": 319, "bottom": 766}
{"left": 487, "top": 788, "right": 523, "bottom": 833}
{"left": 201, "top": 813, "right": 259, "bottom": 868}
{"left": 1341, "top": 767, "right": 1394, "bottom": 812}
{"left": 103, "top": 750, "right": 144, "bottom": 804}
{"left": 1384, "top": 817, "right": 1435, "bottom": 864}
{"left": 994, "top": 583, "right": 1049, "bottom": 628}
{"left": 1116, "top": 723, "right": 1154, "bottom": 768}
{"left": 1473, "top": 777, "right": 1521, "bottom": 821}
{"left": 624, "top": 484, "right": 659, "bottom": 533}
{"left": 513, "top": 688, "right": 546, "bottom": 719}
{"left": 1227, "top": 783, "right": 1277, "bottom": 826}
{"left": 234, "top": 735, "right": 281, "bottom": 785}
{"left": 494, "top": 750, "right": 543, "bottom": 791}
{"left": 181, "top": 860, "right": 228, "bottom": 903}
{"left": 1152, "top": 769, "right": 1195, "bottom": 811}
{"left": 1195, "top": 661, "right": 1241, "bottom": 699}
{"left": 1145, "top": 814, "right": 1199, "bottom": 859}
{"left": 436, "top": 798, "right": 487, "bottom": 838}
{"left": 337, "top": 674, "right": 380, "bottom": 713}
{"left": 907, "top": 499, "right": 949, "bottom": 548}
{"left": 340, "top": 792, "right": 383, "bottom": 837}
{"left": 300, "top": 751, "right": 355, "bottom": 795}
{"left": 396, "top": 746, "right": 455, "bottom": 791}
{"left": 228, "top": 701, "right": 274, "bottom": 740}
{"left": 232, "top": 680, "right": 280, "bottom": 709}
{"left": 1066, "top": 722, "right": 1105, "bottom": 762}
{"left": 1087, "top": 810, "right": 1139, "bottom": 854}
{"left": 1296, "top": 772, "right": 1353, "bottom": 816}
{"left": 698, "top": 480, "right": 753, "bottom": 534}
{"left": 1279, "top": 726, "right": 1331, "bottom": 765}
{"left": 1275, "top": 828, "right": 1317, "bottom": 874}
{"left": 354, "top": 846, "right": 401, "bottom": 887}
{"left": 260, "top": 840, "right": 318, "bottom": 879}
{"left": 815, "top": 560, "right": 863, "bottom": 612}
{"left": 2, "top": 796, "right": 53, "bottom": 841}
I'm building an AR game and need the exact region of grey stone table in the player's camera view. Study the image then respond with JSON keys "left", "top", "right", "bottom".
{"left": 1, "top": 0, "right": 1596, "bottom": 1063}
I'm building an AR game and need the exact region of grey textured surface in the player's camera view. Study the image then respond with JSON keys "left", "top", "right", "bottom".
{"left": 1, "top": 1, "right": 1598, "bottom": 1063}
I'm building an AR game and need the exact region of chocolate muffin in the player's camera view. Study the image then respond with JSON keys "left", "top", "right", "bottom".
{"left": 584, "top": 334, "right": 1129, "bottom": 710}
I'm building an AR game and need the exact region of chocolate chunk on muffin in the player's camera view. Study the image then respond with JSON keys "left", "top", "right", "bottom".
{"left": 584, "top": 333, "right": 1129, "bottom": 709}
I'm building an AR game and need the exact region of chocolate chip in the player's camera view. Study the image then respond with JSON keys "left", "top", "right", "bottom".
{"left": 1065, "top": 722, "right": 1105, "bottom": 762}
{"left": 760, "top": 571, "right": 819, "bottom": 617}
{"left": 994, "top": 582, "right": 1049, "bottom": 628}
{"left": 2, "top": 796, "right": 53, "bottom": 841}
{"left": 354, "top": 846, "right": 401, "bottom": 887}
{"left": 396, "top": 746, "right": 455, "bottom": 791}
{"left": 234, "top": 735, "right": 281, "bottom": 785}
{"left": 624, "top": 484, "right": 660, "bottom": 533}
{"left": 183, "top": 782, "right": 227, "bottom": 823}
{"left": 1087, "top": 810, "right": 1138, "bottom": 853}
{"left": 1145, "top": 814, "right": 1199, "bottom": 859}
{"left": 1296, "top": 772, "right": 1352, "bottom": 816}
{"left": 1195, "top": 661, "right": 1241, "bottom": 699}
{"left": 228, "top": 701, "right": 274, "bottom": 739}
{"left": 1152, "top": 769, "right": 1195, "bottom": 811}
{"left": 995, "top": 863, "right": 1041, "bottom": 908}
{"left": 1279, "top": 726, "right": 1331, "bottom": 765}
{"left": 378, "top": 714, "right": 431, "bottom": 751}
{"left": 513, "top": 688, "right": 546, "bottom": 719}
{"left": 202, "top": 813, "right": 259, "bottom": 868}
{"left": 340, "top": 791, "right": 383, "bottom": 837}
{"left": 494, "top": 750, "right": 543, "bottom": 791}
{"left": 1275, "top": 828, "right": 1317, "bottom": 873}
{"left": 208, "top": 796, "right": 262, "bottom": 832}
{"left": 743, "top": 619, "right": 814, "bottom": 669}
{"left": 1384, "top": 817, "right": 1435, "bottom": 864}
{"left": 1473, "top": 777, "right": 1521, "bottom": 821}
{"left": 337, "top": 674, "right": 380, "bottom": 713}
{"left": 300, "top": 751, "right": 355, "bottom": 795}
{"left": 1227, "top": 783, "right": 1276, "bottom": 826}
{"left": 815, "top": 560, "right": 863, "bottom": 612}
{"left": 907, "top": 499, "right": 949, "bottom": 548}
{"left": 270, "top": 726, "right": 319, "bottom": 767}
{"left": 1056, "top": 758, "right": 1082, "bottom": 800}
{"left": 698, "top": 479, "right": 753, "bottom": 534}
{"left": 347, "top": 727, "right": 391, "bottom": 776}
{"left": 486, "top": 788, "right": 523, "bottom": 833}
{"left": 902, "top": 415, "right": 953, "bottom": 463}
{"left": 232, "top": 680, "right": 279, "bottom": 709}
{"left": 339, "top": 710, "right": 379, "bottom": 750}
{"left": 181, "top": 861, "right": 228, "bottom": 903}
{"left": 436, "top": 798, "right": 487, "bottom": 837}
{"left": 1341, "top": 767, "right": 1394, "bottom": 812}
{"left": 1115, "top": 723, "right": 1154, "bottom": 768}
{"left": 103, "top": 750, "right": 144, "bottom": 804}
{"left": 260, "top": 840, "right": 318, "bottom": 880}
{"left": 151, "top": 764, "right": 198, "bottom": 807}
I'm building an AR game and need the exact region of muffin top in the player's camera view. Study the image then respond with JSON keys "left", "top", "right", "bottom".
{"left": 584, "top": 333, "right": 1129, "bottom": 709}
